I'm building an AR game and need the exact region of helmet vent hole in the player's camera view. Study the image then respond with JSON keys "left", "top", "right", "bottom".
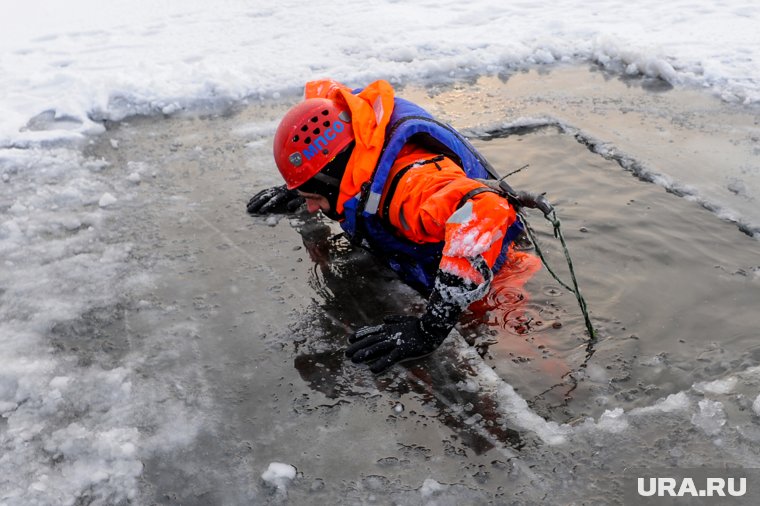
{"left": 304, "top": 137, "right": 311, "bottom": 144}
{"left": 310, "top": 116, "right": 318, "bottom": 123}
{"left": 292, "top": 135, "right": 299, "bottom": 142}
{"left": 313, "top": 128, "right": 321, "bottom": 135}
{"left": 322, "top": 148, "right": 329, "bottom": 155}
{"left": 321, "top": 110, "right": 329, "bottom": 115}
{"left": 323, "top": 121, "right": 330, "bottom": 127}
{"left": 300, "top": 125, "right": 308, "bottom": 132}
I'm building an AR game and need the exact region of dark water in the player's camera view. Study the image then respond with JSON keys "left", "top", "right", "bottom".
{"left": 81, "top": 68, "right": 760, "bottom": 505}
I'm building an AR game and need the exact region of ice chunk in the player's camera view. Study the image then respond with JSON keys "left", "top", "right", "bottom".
{"left": 98, "top": 192, "right": 117, "bottom": 208}
{"left": 261, "top": 462, "right": 296, "bottom": 491}
{"left": 631, "top": 392, "right": 691, "bottom": 416}
{"left": 693, "top": 377, "right": 738, "bottom": 394}
{"left": 127, "top": 172, "right": 141, "bottom": 184}
{"left": 420, "top": 478, "right": 447, "bottom": 498}
{"left": 595, "top": 408, "right": 629, "bottom": 433}
{"left": 752, "top": 394, "right": 760, "bottom": 416}
{"left": 691, "top": 399, "right": 726, "bottom": 435}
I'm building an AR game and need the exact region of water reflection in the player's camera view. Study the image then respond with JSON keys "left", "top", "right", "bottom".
{"left": 289, "top": 216, "right": 544, "bottom": 454}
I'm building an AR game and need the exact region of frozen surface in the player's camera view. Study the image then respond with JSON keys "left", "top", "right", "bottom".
{"left": 7, "top": 85, "right": 748, "bottom": 504}
{"left": 0, "top": 146, "right": 203, "bottom": 504}
{"left": 2, "top": 2, "right": 760, "bottom": 504}
{"left": 2, "top": 0, "right": 760, "bottom": 148}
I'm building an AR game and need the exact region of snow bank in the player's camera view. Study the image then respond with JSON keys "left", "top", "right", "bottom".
{"left": 2, "top": 0, "right": 760, "bottom": 148}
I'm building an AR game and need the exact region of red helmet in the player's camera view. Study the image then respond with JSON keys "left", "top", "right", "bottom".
{"left": 273, "top": 98, "right": 354, "bottom": 189}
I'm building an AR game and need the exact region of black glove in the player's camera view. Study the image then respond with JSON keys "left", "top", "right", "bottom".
{"left": 346, "top": 262, "right": 493, "bottom": 374}
{"left": 246, "top": 185, "right": 304, "bottom": 214}
{"left": 345, "top": 314, "right": 450, "bottom": 374}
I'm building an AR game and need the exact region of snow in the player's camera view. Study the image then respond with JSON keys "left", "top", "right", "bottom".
{"left": 2, "top": 1, "right": 760, "bottom": 504}
{"left": 98, "top": 192, "right": 117, "bottom": 208}
{"left": 2, "top": 0, "right": 760, "bottom": 149}
{"left": 261, "top": 462, "right": 297, "bottom": 491}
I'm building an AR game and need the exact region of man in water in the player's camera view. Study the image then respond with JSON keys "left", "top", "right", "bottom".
{"left": 248, "top": 78, "right": 539, "bottom": 373}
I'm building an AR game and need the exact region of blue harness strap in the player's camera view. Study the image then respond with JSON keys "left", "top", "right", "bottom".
{"left": 339, "top": 96, "right": 521, "bottom": 294}
{"left": 363, "top": 97, "right": 494, "bottom": 215}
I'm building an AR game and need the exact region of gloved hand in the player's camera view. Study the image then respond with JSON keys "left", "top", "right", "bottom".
{"left": 346, "top": 262, "right": 493, "bottom": 374}
{"left": 246, "top": 185, "right": 304, "bottom": 214}
{"left": 345, "top": 314, "right": 449, "bottom": 374}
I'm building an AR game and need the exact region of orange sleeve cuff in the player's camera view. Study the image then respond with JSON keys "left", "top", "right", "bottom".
{"left": 439, "top": 239, "right": 505, "bottom": 284}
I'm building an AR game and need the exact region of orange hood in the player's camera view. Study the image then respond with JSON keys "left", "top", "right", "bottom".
{"left": 304, "top": 78, "right": 395, "bottom": 214}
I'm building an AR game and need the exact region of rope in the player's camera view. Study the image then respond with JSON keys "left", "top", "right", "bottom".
{"left": 500, "top": 163, "right": 530, "bottom": 180}
{"left": 518, "top": 208, "right": 596, "bottom": 341}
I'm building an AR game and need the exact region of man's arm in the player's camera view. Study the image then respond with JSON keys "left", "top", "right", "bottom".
{"left": 345, "top": 191, "right": 517, "bottom": 374}
{"left": 345, "top": 256, "right": 492, "bottom": 373}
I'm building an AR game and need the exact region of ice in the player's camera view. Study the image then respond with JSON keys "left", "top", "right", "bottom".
{"left": 575, "top": 408, "right": 630, "bottom": 434}
{"left": 595, "top": 408, "right": 629, "bottom": 433}
{"left": 450, "top": 336, "right": 570, "bottom": 445}
{"left": 420, "top": 478, "right": 447, "bottom": 498}
{"left": 261, "top": 462, "right": 297, "bottom": 491}
{"left": 690, "top": 399, "right": 726, "bottom": 436}
{"left": 1, "top": 1, "right": 760, "bottom": 502}
{"left": 630, "top": 392, "right": 691, "bottom": 416}
{"left": 456, "top": 379, "right": 480, "bottom": 393}
{"left": 0, "top": 143, "right": 209, "bottom": 504}
{"left": 693, "top": 376, "right": 738, "bottom": 395}
{"left": 232, "top": 120, "right": 279, "bottom": 140}
{"left": 98, "top": 192, "right": 117, "bottom": 208}
{"left": 752, "top": 394, "right": 760, "bottom": 416}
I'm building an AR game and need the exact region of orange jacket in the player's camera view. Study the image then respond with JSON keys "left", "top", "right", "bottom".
{"left": 305, "top": 78, "right": 519, "bottom": 284}
{"left": 379, "top": 145, "right": 519, "bottom": 283}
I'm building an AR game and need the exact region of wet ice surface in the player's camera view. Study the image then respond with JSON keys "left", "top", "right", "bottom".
{"left": 2, "top": 66, "right": 760, "bottom": 504}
